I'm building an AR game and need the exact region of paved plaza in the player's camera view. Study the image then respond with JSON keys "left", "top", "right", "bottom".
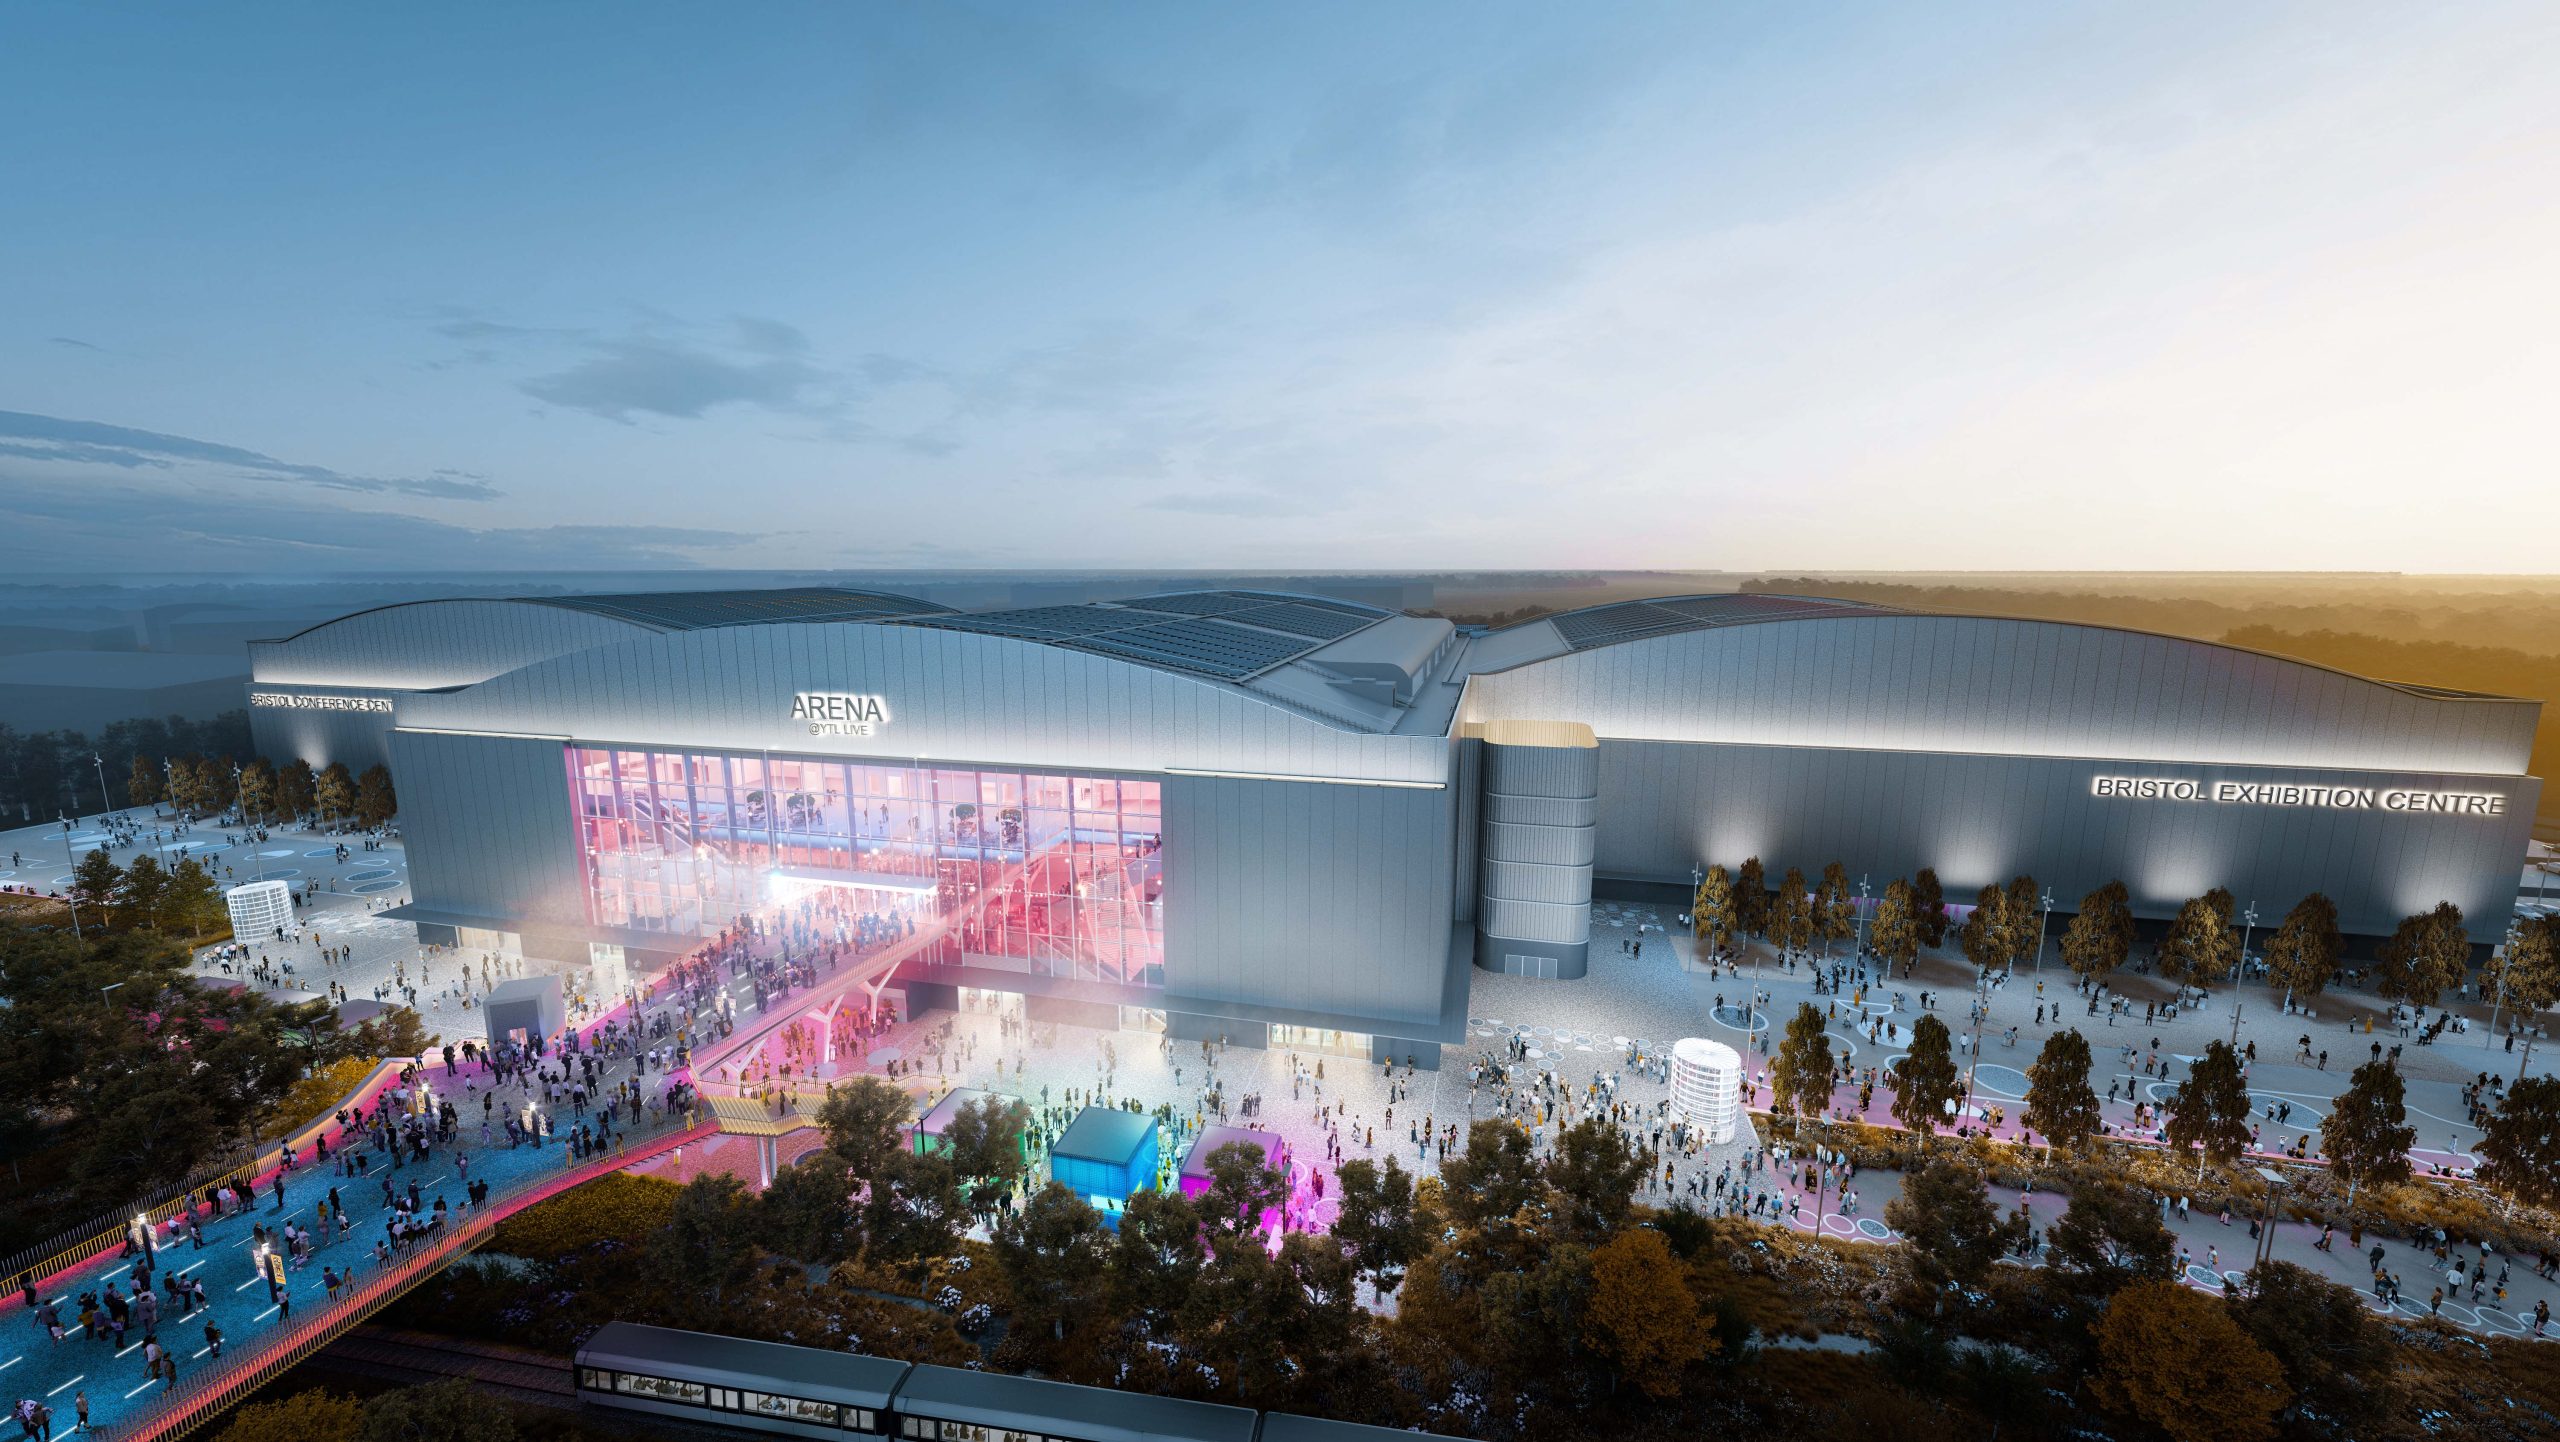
{"left": 13, "top": 799, "right": 2559, "bottom": 1343}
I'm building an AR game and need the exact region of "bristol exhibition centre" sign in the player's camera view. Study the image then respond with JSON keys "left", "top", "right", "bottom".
{"left": 2090, "top": 775, "right": 2508, "bottom": 816}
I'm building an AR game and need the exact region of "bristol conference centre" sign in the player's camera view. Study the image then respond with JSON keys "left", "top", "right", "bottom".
{"left": 2090, "top": 775, "right": 2508, "bottom": 816}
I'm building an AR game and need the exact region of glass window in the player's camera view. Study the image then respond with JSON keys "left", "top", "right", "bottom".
{"left": 613, "top": 1373, "right": 707, "bottom": 1405}
{"left": 748, "top": 1392, "right": 840, "bottom": 1426}
{"left": 577, "top": 1368, "right": 612, "bottom": 1391}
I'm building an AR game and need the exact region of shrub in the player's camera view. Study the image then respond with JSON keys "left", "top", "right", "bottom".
{"left": 491, "top": 1171, "right": 682, "bottom": 1261}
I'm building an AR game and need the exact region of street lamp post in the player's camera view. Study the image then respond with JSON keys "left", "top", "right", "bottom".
{"left": 2240, "top": 901, "right": 2259, "bottom": 981}
{"left": 2035, "top": 885, "right": 2054, "bottom": 973}
{"left": 91, "top": 753, "right": 112, "bottom": 819}
{"left": 2489, "top": 919, "right": 2518, "bottom": 1052}
{"left": 1857, "top": 874, "right": 1873, "bottom": 969}
{"left": 59, "top": 816, "right": 84, "bottom": 938}
{"left": 234, "top": 763, "right": 266, "bottom": 881}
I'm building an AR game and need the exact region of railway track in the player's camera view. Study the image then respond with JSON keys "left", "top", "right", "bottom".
{"left": 314, "top": 1326, "right": 577, "bottom": 1407}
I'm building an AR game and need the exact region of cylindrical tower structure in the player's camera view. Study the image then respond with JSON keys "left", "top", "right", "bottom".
{"left": 1671, "top": 1036, "right": 1742, "bottom": 1144}
{"left": 1473, "top": 719, "right": 1598, "bottom": 979}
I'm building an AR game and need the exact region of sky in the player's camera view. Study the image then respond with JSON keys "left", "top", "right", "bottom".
{"left": 2, "top": 2, "right": 2556, "bottom": 574}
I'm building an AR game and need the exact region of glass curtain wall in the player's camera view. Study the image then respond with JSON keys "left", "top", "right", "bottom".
{"left": 566, "top": 746, "right": 1164, "bottom": 987}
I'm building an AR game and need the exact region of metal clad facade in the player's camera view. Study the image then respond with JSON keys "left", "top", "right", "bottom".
{"left": 389, "top": 729, "right": 584, "bottom": 930}
{"left": 1162, "top": 774, "right": 1455, "bottom": 1031}
{"left": 1591, "top": 738, "right": 2538, "bottom": 937}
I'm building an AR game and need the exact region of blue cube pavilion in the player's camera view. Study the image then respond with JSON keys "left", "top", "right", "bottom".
{"left": 1049, "top": 1105, "right": 1160, "bottom": 1225}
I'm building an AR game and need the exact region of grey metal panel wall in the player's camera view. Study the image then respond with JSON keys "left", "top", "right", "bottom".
{"left": 1161, "top": 774, "right": 1457, "bottom": 1031}
{"left": 1460, "top": 615, "right": 2540, "bottom": 776}
{"left": 1594, "top": 737, "right": 2539, "bottom": 937}
{"left": 389, "top": 729, "right": 584, "bottom": 931}
{"left": 402, "top": 623, "right": 1448, "bottom": 785}
{"left": 250, "top": 601, "right": 655, "bottom": 691}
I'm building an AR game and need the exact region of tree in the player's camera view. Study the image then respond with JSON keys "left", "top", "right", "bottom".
{"left": 2259, "top": 892, "right": 2342, "bottom": 1004}
{"left": 163, "top": 856, "right": 225, "bottom": 941}
{"left": 314, "top": 761, "right": 355, "bottom": 825}
{"left": 214, "top": 1390, "right": 363, "bottom": 1442}
{"left": 1583, "top": 1228, "right": 1709, "bottom": 1397}
{"left": 1440, "top": 1119, "right": 1542, "bottom": 1227}
{"left": 2164, "top": 1040, "right": 2252, "bottom": 1174}
{"left": 1735, "top": 855, "right": 1770, "bottom": 939}
{"left": 1768, "top": 1003, "right": 1835, "bottom": 1132}
{"left": 1871, "top": 876, "right": 1920, "bottom": 973}
{"left": 2477, "top": 1076, "right": 2560, "bottom": 1208}
{"left": 1959, "top": 1345, "right": 2044, "bottom": 1442}
{"left": 648, "top": 1174, "right": 760, "bottom": 1321}
{"left": 275, "top": 758, "right": 317, "bottom": 820}
{"left": 1891, "top": 1014, "right": 1962, "bottom": 1135}
{"left": 1198, "top": 1140, "right": 1284, "bottom": 1239}
{"left": 165, "top": 756, "right": 200, "bottom": 815}
{"left": 994, "top": 1181, "right": 1111, "bottom": 1343}
{"left": 2060, "top": 880, "right": 2134, "bottom": 982}
{"left": 2047, "top": 1180, "right": 2177, "bottom": 1296}
{"left": 939, "top": 1096, "right": 1032, "bottom": 1220}
{"left": 2230, "top": 1260, "right": 2389, "bottom": 1422}
{"left": 2481, "top": 913, "right": 2560, "bottom": 1018}
{"left": 68, "top": 846, "right": 121, "bottom": 922}
{"left": 236, "top": 758, "right": 276, "bottom": 824}
{"left": 1912, "top": 867, "right": 1949, "bottom": 948}
{"left": 116, "top": 852, "right": 170, "bottom": 933}
{"left": 359, "top": 1378, "right": 519, "bottom": 1442}
{"left": 125, "top": 753, "right": 163, "bottom": 810}
{"left": 2157, "top": 894, "right": 2238, "bottom": 989}
{"left": 2319, "top": 1060, "right": 2414, "bottom": 1200}
{"left": 1773, "top": 866, "right": 1815, "bottom": 957}
{"left": 1815, "top": 861, "right": 1856, "bottom": 956}
{"left": 2089, "top": 1282, "right": 2290, "bottom": 1442}
{"left": 354, "top": 764, "right": 397, "bottom": 827}
{"left": 1331, "top": 1155, "right": 1423, "bottom": 1300}
{"left": 814, "top": 1074, "right": 913, "bottom": 1178}
{"left": 753, "top": 1151, "right": 854, "bottom": 1262}
{"left": 1884, "top": 1159, "right": 2025, "bottom": 1303}
{"left": 1547, "top": 1114, "right": 1648, "bottom": 1238}
{"left": 2024, "top": 1027, "right": 2101, "bottom": 1154}
{"left": 2005, "top": 875, "right": 2044, "bottom": 968}
{"left": 1958, "top": 884, "right": 2009, "bottom": 977}
{"left": 1692, "top": 863, "right": 1737, "bottom": 958}
{"left": 2373, "top": 901, "right": 2467, "bottom": 1008}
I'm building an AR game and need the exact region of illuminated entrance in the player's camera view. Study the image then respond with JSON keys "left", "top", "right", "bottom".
{"left": 567, "top": 746, "right": 1164, "bottom": 987}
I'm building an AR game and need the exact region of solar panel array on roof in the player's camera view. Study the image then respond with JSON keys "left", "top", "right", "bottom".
{"left": 907, "top": 607, "right": 1144, "bottom": 640}
{"left": 1548, "top": 593, "right": 1896, "bottom": 650}
{"left": 1117, "top": 591, "right": 1265, "bottom": 616}
{"left": 535, "top": 587, "right": 949, "bottom": 630}
{"left": 885, "top": 590, "right": 1390, "bottom": 682}
{"left": 1226, "top": 601, "right": 1377, "bottom": 641}
{"left": 1070, "top": 619, "right": 1311, "bottom": 680}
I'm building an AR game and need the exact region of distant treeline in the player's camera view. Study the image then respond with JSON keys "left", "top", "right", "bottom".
{"left": 1742, "top": 577, "right": 2560, "bottom": 658}
{"left": 0, "top": 710, "right": 254, "bottom": 822}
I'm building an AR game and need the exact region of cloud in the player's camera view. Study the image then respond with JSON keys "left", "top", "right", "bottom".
{"left": 0, "top": 410, "right": 501, "bottom": 501}
{"left": 0, "top": 479, "right": 754, "bottom": 569}
{"left": 519, "top": 340, "right": 832, "bottom": 422}
{"left": 48, "top": 337, "right": 101, "bottom": 351}
{"left": 732, "top": 316, "right": 810, "bottom": 357}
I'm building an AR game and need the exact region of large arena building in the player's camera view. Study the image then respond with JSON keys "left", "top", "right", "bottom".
{"left": 245, "top": 586, "right": 2542, "bottom": 1065}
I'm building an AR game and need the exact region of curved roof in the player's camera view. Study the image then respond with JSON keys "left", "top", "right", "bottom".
{"left": 1458, "top": 601, "right": 2540, "bottom": 776}
{"left": 1487, "top": 592, "right": 2522, "bottom": 704}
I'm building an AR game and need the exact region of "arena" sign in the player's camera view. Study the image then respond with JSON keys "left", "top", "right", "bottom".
{"left": 789, "top": 692, "right": 892, "bottom": 737}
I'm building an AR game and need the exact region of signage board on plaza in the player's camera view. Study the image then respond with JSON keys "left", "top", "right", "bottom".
{"left": 790, "top": 691, "right": 892, "bottom": 737}
{"left": 2090, "top": 775, "right": 2508, "bottom": 816}
{"left": 249, "top": 692, "right": 392, "bottom": 713}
